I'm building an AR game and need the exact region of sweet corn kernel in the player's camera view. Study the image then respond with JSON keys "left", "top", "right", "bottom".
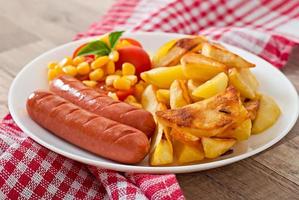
{"left": 89, "top": 68, "right": 104, "bottom": 81}
{"left": 62, "top": 65, "right": 77, "bottom": 76}
{"left": 105, "top": 75, "right": 120, "bottom": 86}
{"left": 106, "top": 61, "right": 115, "bottom": 74}
{"left": 123, "top": 75, "right": 137, "bottom": 86}
{"left": 134, "top": 82, "right": 145, "bottom": 100}
{"left": 54, "top": 64, "right": 64, "bottom": 75}
{"left": 156, "top": 89, "right": 170, "bottom": 105}
{"left": 82, "top": 80, "right": 98, "bottom": 88}
{"left": 77, "top": 62, "right": 90, "bottom": 75}
{"left": 73, "top": 56, "right": 85, "bottom": 66}
{"left": 48, "top": 69, "right": 57, "bottom": 80}
{"left": 109, "top": 50, "right": 119, "bottom": 62}
{"left": 60, "top": 56, "right": 73, "bottom": 67}
{"left": 113, "top": 77, "right": 131, "bottom": 90}
{"left": 114, "top": 70, "right": 122, "bottom": 75}
{"left": 47, "top": 62, "right": 58, "bottom": 69}
{"left": 122, "top": 63, "right": 135, "bottom": 75}
{"left": 91, "top": 56, "right": 109, "bottom": 69}
{"left": 107, "top": 92, "right": 119, "bottom": 100}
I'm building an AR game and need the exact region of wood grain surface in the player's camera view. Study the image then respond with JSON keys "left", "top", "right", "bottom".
{"left": 0, "top": 1, "right": 298, "bottom": 199}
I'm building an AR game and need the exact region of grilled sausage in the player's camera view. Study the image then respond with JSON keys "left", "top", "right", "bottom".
{"left": 26, "top": 91, "right": 150, "bottom": 164}
{"left": 49, "top": 75, "right": 156, "bottom": 138}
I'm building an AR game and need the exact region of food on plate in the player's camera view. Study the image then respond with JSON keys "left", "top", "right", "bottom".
{"left": 191, "top": 72, "right": 228, "bottom": 99}
{"left": 169, "top": 80, "right": 191, "bottom": 109}
{"left": 202, "top": 42, "right": 255, "bottom": 68}
{"left": 252, "top": 94, "right": 281, "bottom": 134}
{"left": 50, "top": 75, "right": 156, "bottom": 137}
{"left": 41, "top": 31, "right": 281, "bottom": 165}
{"left": 228, "top": 68, "right": 259, "bottom": 99}
{"left": 152, "top": 36, "right": 206, "bottom": 67}
{"left": 149, "top": 103, "right": 173, "bottom": 166}
{"left": 140, "top": 65, "right": 185, "bottom": 89}
{"left": 26, "top": 91, "right": 149, "bottom": 164}
{"left": 156, "top": 86, "right": 249, "bottom": 137}
{"left": 181, "top": 53, "right": 227, "bottom": 81}
{"left": 201, "top": 137, "right": 236, "bottom": 159}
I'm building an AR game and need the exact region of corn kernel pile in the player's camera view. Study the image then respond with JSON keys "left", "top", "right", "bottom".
{"left": 47, "top": 50, "right": 146, "bottom": 107}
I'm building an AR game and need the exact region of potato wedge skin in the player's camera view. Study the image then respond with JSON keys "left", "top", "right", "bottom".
{"left": 157, "top": 86, "right": 249, "bottom": 138}
{"left": 174, "top": 139, "right": 204, "bottom": 163}
{"left": 141, "top": 85, "right": 159, "bottom": 115}
{"left": 202, "top": 137, "right": 236, "bottom": 159}
{"left": 192, "top": 72, "right": 228, "bottom": 99}
{"left": 153, "top": 36, "right": 206, "bottom": 67}
{"left": 217, "top": 118, "right": 252, "bottom": 141}
{"left": 229, "top": 68, "right": 258, "bottom": 99}
{"left": 252, "top": 94, "right": 281, "bottom": 134}
{"left": 170, "top": 80, "right": 191, "bottom": 109}
{"left": 181, "top": 53, "right": 227, "bottom": 82}
{"left": 202, "top": 42, "right": 255, "bottom": 68}
{"left": 140, "top": 65, "right": 185, "bottom": 89}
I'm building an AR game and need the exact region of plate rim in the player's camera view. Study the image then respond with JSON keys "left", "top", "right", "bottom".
{"left": 8, "top": 31, "right": 299, "bottom": 173}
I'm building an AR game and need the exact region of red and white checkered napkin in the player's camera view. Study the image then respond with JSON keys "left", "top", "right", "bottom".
{"left": 2, "top": 0, "right": 299, "bottom": 199}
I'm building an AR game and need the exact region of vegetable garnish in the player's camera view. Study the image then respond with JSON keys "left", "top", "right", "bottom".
{"left": 77, "top": 31, "right": 124, "bottom": 57}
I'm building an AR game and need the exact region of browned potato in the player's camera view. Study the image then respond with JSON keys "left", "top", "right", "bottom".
{"left": 244, "top": 98, "right": 260, "bottom": 120}
{"left": 229, "top": 68, "right": 259, "bottom": 99}
{"left": 173, "top": 139, "right": 205, "bottom": 163}
{"left": 181, "top": 53, "right": 227, "bottom": 82}
{"left": 169, "top": 80, "right": 191, "bottom": 109}
{"left": 217, "top": 119, "right": 252, "bottom": 141}
{"left": 202, "top": 137, "right": 236, "bottom": 159}
{"left": 153, "top": 36, "right": 207, "bottom": 67}
{"left": 170, "top": 128, "right": 200, "bottom": 146}
{"left": 156, "top": 86, "right": 249, "bottom": 137}
{"left": 252, "top": 94, "right": 281, "bottom": 134}
{"left": 202, "top": 42, "right": 255, "bottom": 68}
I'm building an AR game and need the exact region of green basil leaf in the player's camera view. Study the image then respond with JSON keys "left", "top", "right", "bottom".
{"left": 109, "top": 31, "right": 124, "bottom": 49}
{"left": 77, "top": 40, "right": 110, "bottom": 56}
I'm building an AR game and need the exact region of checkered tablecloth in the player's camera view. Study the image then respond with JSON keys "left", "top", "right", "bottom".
{"left": 1, "top": 0, "right": 299, "bottom": 199}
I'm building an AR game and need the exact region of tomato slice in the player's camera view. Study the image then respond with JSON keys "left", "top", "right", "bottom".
{"left": 120, "top": 38, "right": 142, "bottom": 48}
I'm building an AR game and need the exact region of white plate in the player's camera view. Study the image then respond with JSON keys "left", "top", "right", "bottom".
{"left": 8, "top": 32, "right": 299, "bottom": 173}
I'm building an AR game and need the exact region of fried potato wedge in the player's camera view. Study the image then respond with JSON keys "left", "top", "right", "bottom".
{"left": 192, "top": 72, "right": 228, "bottom": 99}
{"left": 181, "top": 53, "right": 227, "bottom": 82}
{"left": 152, "top": 39, "right": 177, "bottom": 67}
{"left": 244, "top": 99, "right": 260, "bottom": 120}
{"left": 217, "top": 119, "right": 252, "bottom": 141}
{"left": 202, "top": 137, "right": 236, "bottom": 159}
{"left": 170, "top": 80, "right": 191, "bottom": 109}
{"left": 140, "top": 65, "right": 185, "bottom": 89}
{"left": 150, "top": 103, "right": 174, "bottom": 166}
{"left": 156, "top": 86, "right": 249, "bottom": 137}
{"left": 252, "top": 94, "right": 281, "bottom": 134}
{"left": 141, "top": 84, "right": 159, "bottom": 115}
{"left": 170, "top": 128, "right": 200, "bottom": 146}
{"left": 202, "top": 42, "right": 255, "bottom": 68}
{"left": 173, "top": 139, "right": 205, "bottom": 164}
{"left": 229, "top": 68, "right": 259, "bottom": 99}
{"left": 153, "top": 36, "right": 207, "bottom": 67}
{"left": 156, "top": 89, "right": 170, "bottom": 106}
{"left": 187, "top": 79, "right": 203, "bottom": 102}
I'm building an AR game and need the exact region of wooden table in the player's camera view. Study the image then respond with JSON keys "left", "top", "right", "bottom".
{"left": 1, "top": 1, "right": 298, "bottom": 199}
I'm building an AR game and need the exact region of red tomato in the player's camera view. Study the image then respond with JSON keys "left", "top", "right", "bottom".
{"left": 115, "top": 46, "right": 151, "bottom": 76}
{"left": 72, "top": 43, "right": 95, "bottom": 61}
{"left": 116, "top": 88, "right": 134, "bottom": 101}
{"left": 120, "top": 38, "right": 142, "bottom": 48}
